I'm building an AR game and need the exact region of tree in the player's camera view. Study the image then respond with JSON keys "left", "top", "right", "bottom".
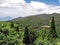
{"left": 15, "top": 25, "right": 19, "bottom": 32}
{"left": 50, "top": 16, "right": 58, "bottom": 39}
{"left": 3, "top": 29, "right": 9, "bottom": 36}
{"left": 29, "top": 31, "right": 38, "bottom": 45}
{"left": 23, "top": 26, "right": 30, "bottom": 45}
{"left": 10, "top": 22, "right": 14, "bottom": 28}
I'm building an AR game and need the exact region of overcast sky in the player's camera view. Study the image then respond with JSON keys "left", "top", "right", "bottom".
{"left": 0, "top": 0, "right": 60, "bottom": 18}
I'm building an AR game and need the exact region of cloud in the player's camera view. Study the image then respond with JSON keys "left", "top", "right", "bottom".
{"left": 7, "top": 0, "right": 25, "bottom": 3}
{"left": 0, "top": 0, "right": 6, "bottom": 4}
{"left": 0, "top": 2, "right": 11, "bottom": 7}
{"left": 0, "top": 0, "right": 25, "bottom": 4}
{"left": 0, "top": 0, "right": 60, "bottom": 18}
{"left": 0, "top": 0, "right": 25, "bottom": 7}
{"left": 0, "top": 0, "right": 39, "bottom": 18}
{"left": 59, "top": 0, "right": 60, "bottom": 3}
{"left": 30, "top": 1, "right": 48, "bottom": 9}
{"left": 30, "top": 1, "right": 60, "bottom": 14}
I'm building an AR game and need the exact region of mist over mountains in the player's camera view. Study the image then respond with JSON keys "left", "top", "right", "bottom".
{"left": 0, "top": 16, "right": 12, "bottom": 21}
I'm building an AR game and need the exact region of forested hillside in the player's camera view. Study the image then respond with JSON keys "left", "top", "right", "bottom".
{"left": 0, "top": 14, "right": 60, "bottom": 45}
{"left": 11, "top": 13, "right": 60, "bottom": 30}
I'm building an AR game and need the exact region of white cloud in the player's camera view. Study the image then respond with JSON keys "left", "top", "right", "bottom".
{"left": 0, "top": 2, "right": 11, "bottom": 7}
{"left": 0, "top": 0, "right": 6, "bottom": 4}
{"left": 0, "top": 0, "right": 39, "bottom": 18}
{"left": 0, "top": 0, "right": 25, "bottom": 7}
{"left": 30, "top": 1, "right": 60, "bottom": 14}
{"left": 0, "top": 0, "right": 60, "bottom": 18}
{"left": 30, "top": 1, "right": 48, "bottom": 9}
{"left": 6, "top": 0, "right": 25, "bottom": 3}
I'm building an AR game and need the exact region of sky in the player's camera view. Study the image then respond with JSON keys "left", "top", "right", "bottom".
{"left": 0, "top": 0, "right": 60, "bottom": 18}
{"left": 25, "top": 0, "right": 60, "bottom": 5}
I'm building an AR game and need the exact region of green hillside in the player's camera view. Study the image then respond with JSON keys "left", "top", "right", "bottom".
{"left": 0, "top": 13, "right": 60, "bottom": 45}
{"left": 11, "top": 13, "right": 60, "bottom": 30}
{"left": 12, "top": 13, "right": 60, "bottom": 21}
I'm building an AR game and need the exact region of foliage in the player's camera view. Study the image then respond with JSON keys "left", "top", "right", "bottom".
{"left": 0, "top": 15, "right": 60, "bottom": 45}
{"left": 23, "top": 26, "right": 30, "bottom": 45}
{"left": 50, "top": 17, "right": 58, "bottom": 38}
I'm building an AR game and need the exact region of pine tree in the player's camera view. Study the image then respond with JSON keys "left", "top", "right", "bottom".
{"left": 23, "top": 26, "right": 30, "bottom": 45}
{"left": 50, "top": 16, "right": 58, "bottom": 39}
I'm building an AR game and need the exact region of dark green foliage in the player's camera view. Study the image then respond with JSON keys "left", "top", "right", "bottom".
{"left": 3, "top": 29, "right": 9, "bottom": 36}
{"left": 39, "top": 42, "right": 43, "bottom": 45}
{"left": 29, "top": 31, "right": 38, "bottom": 45}
{"left": 15, "top": 25, "right": 19, "bottom": 32}
{"left": 23, "top": 26, "right": 30, "bottom": 45}
{"left": 0, "top": 42, "right": 6, "bottom": 45}
{"left": 50, "top": 16, "right": 58, "bottom": 38}
{"left": 10, "top": 22, "right": 14, "bottom": 28}
{"left": 0, "top": 28, "right": 2, "bottom": 33}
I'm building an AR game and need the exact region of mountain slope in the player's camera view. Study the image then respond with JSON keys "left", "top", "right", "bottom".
{"left": 11, "top": 13, "right": 60, "bottom": 21}
{"left": 11, "top": 13, "right": 60, "bottom": 30}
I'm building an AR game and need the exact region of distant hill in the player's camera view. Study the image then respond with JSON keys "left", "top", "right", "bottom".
{"left": 11, "top": 17, "right": 22, "bottom": 21}
{"left": 0, "top": 16, "right": 12, "bottom": 21}
{"left": 11, "top": 13, "right": 60, "bottom": 30}
{"left": 11, "top": 13, "right": 60, "bottom": 21}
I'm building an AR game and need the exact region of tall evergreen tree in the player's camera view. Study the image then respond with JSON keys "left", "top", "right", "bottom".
{"left": 23, "top": 26, "right": 30, "bottom": 45}
{"left": 50, "top": 16, "right": 58, "bottom": 38}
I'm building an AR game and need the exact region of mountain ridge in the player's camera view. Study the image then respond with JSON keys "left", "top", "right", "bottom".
{"left": 11, "top": 13, "right": 60, "bottom": 21}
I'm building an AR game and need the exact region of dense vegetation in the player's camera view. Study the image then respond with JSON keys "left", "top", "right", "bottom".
{"left": 11, "top": 13, "right": 60, "bottom": 30}
{"left": 0, "top": 14, "right": 60, "bottom": 45}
